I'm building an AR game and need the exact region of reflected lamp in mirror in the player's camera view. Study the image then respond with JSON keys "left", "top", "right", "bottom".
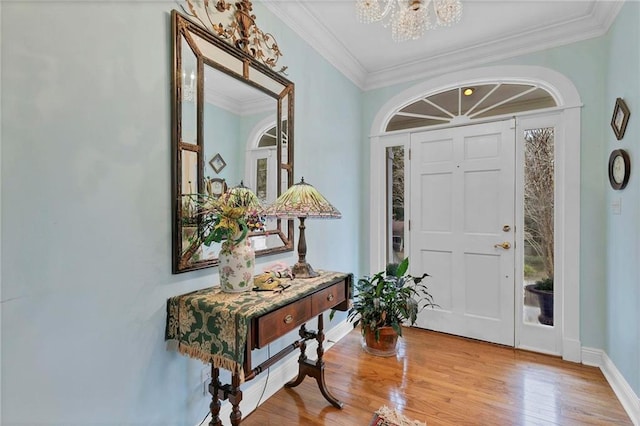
{"left": 225, "top": 181, "right": 265, "bottom": 234}
{"left": 262, "top": 178, "right": 341, "bottom": 278}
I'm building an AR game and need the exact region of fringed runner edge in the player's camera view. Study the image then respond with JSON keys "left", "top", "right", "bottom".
{"left": 174, "top": 340, "right": 246, "bottom": 383}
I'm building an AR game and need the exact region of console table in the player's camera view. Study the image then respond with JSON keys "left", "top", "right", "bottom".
{"left": 165, "top": 271, "right": 352, "bottom": 425}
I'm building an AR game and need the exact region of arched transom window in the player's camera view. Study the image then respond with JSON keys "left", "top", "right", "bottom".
{"left": 386, "top": 83, "right": 557, "bottom": 132}
{"left": 257, "top": 119, "right": 288, "bottom": 148}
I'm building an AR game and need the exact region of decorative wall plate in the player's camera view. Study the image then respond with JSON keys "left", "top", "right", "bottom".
{"left": 608, "top": 149, "right": 630, "bottom": 190}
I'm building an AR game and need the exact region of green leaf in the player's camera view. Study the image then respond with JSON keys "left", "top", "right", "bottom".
{"left": 391, "top": 322, "right": 402, "bottom": 336}
{"left": 396, "top": 257, "right": 409, "bottom": 277}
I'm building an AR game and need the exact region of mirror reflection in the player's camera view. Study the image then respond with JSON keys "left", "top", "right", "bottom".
{"left": 173, "top": 11, "right": 294, "bottom": 273}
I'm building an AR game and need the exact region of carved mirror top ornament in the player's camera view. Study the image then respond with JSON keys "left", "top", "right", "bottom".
{"left": 181, "top": 0, "right": 286, "bottom": 73}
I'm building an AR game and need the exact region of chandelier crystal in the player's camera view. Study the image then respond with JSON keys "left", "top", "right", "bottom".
{"left": 182, "top": 70, "right": 195, "bottom": 102}
{"left": 356, "top": 0, "right": 462, "bottom": 42}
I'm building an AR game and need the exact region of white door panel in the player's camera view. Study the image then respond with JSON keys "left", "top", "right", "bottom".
{"left": 411, "top": 120, "right": 515, "bottom": 346}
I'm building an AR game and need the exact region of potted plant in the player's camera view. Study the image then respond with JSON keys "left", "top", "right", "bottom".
{"left": 347, "top": 257, "right": 436, "bottom": 356}
{"left": 525, "top": 277, "right": 554, "bottom": 325}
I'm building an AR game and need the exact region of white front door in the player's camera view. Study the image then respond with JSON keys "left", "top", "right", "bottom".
{"left": 410, "top": 120, "right": 516, "bottom": 346}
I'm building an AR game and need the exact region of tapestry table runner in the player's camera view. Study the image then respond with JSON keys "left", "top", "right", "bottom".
{"left": 165, "top": 271, "right": 348, "bottom": 383}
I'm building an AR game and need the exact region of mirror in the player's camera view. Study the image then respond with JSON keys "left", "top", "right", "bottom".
{"left": 172, "top": 11, "right": 294, "bottom": 273}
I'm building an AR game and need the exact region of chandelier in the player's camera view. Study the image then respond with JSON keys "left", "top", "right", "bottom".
{"left": 356, "top": 0, "right": 462, "bottom": 42}
{"left": 182, "top": 70, "right": 195, "bottom": 102}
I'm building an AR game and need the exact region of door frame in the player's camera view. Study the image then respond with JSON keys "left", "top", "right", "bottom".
{"left": 368, "top": 65, "right": 582, "bottom": 362}
{"left": 515, "top": 113, "right": 564, "bottom": 355}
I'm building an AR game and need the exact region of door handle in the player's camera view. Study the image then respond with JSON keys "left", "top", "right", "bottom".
{"left": 494, "top": 241, "right": 511, "bottom": 250}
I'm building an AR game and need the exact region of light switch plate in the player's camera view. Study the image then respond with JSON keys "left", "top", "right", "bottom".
{"left": 612, "top": 198, "right": 622, "bottom": 215}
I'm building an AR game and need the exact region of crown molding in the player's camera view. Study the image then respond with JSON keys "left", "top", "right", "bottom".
{"left": 593, "top": 0, "right": 625, "bottom": 30}
{"left": 364, "top": 0, "right": 624, "bottom": 90}
{"left": 263, "top": 0, "right": 623, "bottom": 92}
{"left": 261, "top": 1, "right": 368, "bottom": 89}
{"left": 204, "top": 87, "right": 274, "bottom": 116}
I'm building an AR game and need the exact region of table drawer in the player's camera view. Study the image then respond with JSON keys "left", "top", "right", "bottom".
{"left": 256, "top": 297, "right": 311, "bottom": 347}
{"left": 311, "top": 280, "right": 346, "bottom": 316}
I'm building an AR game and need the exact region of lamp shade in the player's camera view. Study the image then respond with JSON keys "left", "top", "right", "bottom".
{"left": 224, "top": 181, "right": 262, "bottom": 212}
{"left": 262, "top": 178, "right": 340, "bottom": 278}
{"left": 262, "top": 178, "right": 341, "bottom": 219}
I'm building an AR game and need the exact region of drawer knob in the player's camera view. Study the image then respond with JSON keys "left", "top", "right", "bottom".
{"left": 327, "top": 294, "right": 334, "bottom": 302}
{"left": 283, "top": 314, "right": 293, "bottom": 324}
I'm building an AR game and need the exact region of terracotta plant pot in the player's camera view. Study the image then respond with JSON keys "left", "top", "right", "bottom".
{"left": 363, "top": 326, "right": 398, "bottom": 357}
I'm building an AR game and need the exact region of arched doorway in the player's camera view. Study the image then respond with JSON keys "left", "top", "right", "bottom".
{"left": 368, "top": 65, "right": 582, "bottom": 361}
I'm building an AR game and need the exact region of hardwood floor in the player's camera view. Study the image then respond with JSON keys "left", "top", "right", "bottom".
{"left": 242, "top": 327, "right": 632, "bottom": 425}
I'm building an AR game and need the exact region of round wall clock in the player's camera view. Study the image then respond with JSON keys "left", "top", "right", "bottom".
{"left": 608, "top": 149, "right": 630, "bottom": 190}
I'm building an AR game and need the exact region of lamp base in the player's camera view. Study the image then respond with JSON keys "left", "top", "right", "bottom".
{"left": 292, "top": 262, "right": 319, "bottom": 279}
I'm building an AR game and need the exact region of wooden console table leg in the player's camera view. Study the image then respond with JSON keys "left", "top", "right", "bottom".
{"left": 208, "top": 366, "right": 222, "bottom": 426}
{"left": 285, "top": 325, "right": 308, "bottom": 388}
{"left": 285, "top": 314, "right": 344, "bottom": 409}
{"left": 229, "top": 372, "right": 243, "bottom": 426}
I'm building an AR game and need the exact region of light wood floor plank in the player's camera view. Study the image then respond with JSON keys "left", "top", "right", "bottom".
{"left": 242, "top": 327, "right": 632, "bottom": 425}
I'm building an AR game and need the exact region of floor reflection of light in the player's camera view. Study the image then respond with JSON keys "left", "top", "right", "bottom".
{"left": 387, "top": 337, "right": 409, "bottom": 411}
{"left": 388, "top": 388, "right": 406, "bottom": 410}
{"left": 521, "top": 368, "right": 559, "bottom": 425}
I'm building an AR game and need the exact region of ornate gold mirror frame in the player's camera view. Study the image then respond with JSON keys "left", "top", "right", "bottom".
{"left": 172, "top": 7, "right": 294, "bottom": 274}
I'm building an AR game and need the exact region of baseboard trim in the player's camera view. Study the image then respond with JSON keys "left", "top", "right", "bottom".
{"left": 562, "top": 338, "right": 582, "bottom": 363}
{"left": 201, "top": 319, "right": 354, "bottom": 426}
{"left": 581, "top": 347, "right": 640, "bottom": 425}
{"left": 580, "top": 346, "right": 602, "bottom": 367}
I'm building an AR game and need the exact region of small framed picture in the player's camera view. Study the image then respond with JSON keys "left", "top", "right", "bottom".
{"left": 207, "top": 178, "right": 227, "bottom": 198}
{"left": 611, "top": 97, "right": 630, "bottom": 140}
{"left": 209, "top": 153, "right": 227, "bottom": 174}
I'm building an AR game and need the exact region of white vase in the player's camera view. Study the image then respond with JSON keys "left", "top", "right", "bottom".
{"left": 219, "top": 237, "right": 255, "bottom": 292}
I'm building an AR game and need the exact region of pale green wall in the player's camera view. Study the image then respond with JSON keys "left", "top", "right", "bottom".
{"left": 2, "top": 1, "right": 637, "bottom": 424}
{"left": 0, "top": 1, "right": 361, "bottom": 424}
{"left": 604, "top": 0, "right": 640, "bottom": 395}
{"left": 203, "top": 102, "right": 242, "bottom": 185}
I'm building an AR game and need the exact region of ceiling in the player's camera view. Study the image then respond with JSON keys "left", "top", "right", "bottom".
{"left": 262, "top": 0, "right": 623, "bottom": 90}
{"left": 204, "top": 65, "right": 274, "bottom": 116}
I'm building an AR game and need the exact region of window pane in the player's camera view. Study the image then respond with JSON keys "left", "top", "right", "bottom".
{"left": 387, "top": 146, "right": 405, "bottom": 264}
{"left": 258, "top": 126, "right": 277, "bottom": 147}
{"left": 523, "top": 127, "right": 554, "bottom": 327}
{"left": 386, "top": 84, "right": 557, "bottom": 131}
{"left": 256, "top": 158, "right": 268, "bottom": 203}
{"left": 474, "top": 88, "right": 556, "bottom": 119}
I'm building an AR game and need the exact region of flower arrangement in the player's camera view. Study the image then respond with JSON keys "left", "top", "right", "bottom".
{"left": 199, "top": 186, "right": 264, "bottom": 247}
{"left": 183, "top": 182, "right": 264, "bottom": 251}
